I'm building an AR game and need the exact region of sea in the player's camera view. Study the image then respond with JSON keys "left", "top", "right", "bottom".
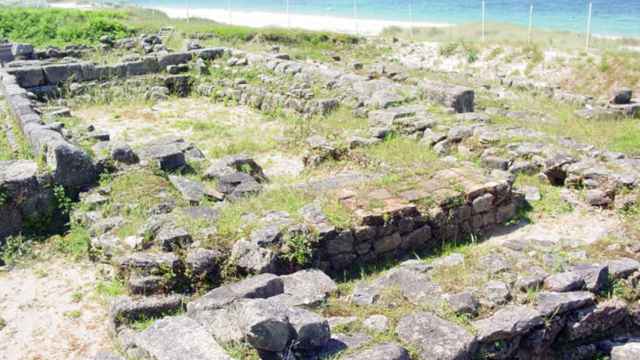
{"left": 127, "top": 0, "right": 640, "bottom": 37}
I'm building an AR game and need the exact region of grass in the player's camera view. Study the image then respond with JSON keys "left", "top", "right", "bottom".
{"left": 223, "top": 342, "right": 260, "bottom": 360}
{"left": 514, "top": 175, "right": 574, "bottom": 221}
{"left": 0, "top": 120, "right": 12, "bottom": 161}
{"left": 95, "top": 278, "right": 126, "bottom": 299}
{"left": 486, "top": 88, "right": 640, "bottom": 156}
{"left": 96, "top": 169, "right": 184, "bottom": 239}
{"left": 354, "top": 135, "right": 441, "bottom": 170}
{"left": 0, "top": 234, "right": 34, "bottom": 266}
{"left": 212, "top": 187, "right": 312, "bottom": 247}
{"left": 0, "top": 7, "right": 134, "bottom": 47}
{"left": 64, "top": 310, "right": 82, "bottom": 319}
{"left": 0, "top": 102, "right": 34, "bottom": 161}
{"left": 383, "top": 21, "right": 640, "bottom": 52}
{"left": 50, "top": 224, "right": 91, "bottom": 261}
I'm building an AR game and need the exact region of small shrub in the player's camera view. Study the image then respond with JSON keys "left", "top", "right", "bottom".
{"left": 439, "top": 42, "right": 459, "bottom": 57}
{"left": 95, "top": 279, "right": 126, "bottom": 298}
{"left": 1, "top": 234, "right": 33, "bottom": 265}
{"left": 281, "top": 233, "right": 314, "bottom": 266}
{"left": 53, "top": 185, "right": 73, "bottom": 215}
{"left": 0, "top": 7, "right": 134, "bottom": 46}
{"left": 0, "top": 186, "right": 8, "bottom": 207}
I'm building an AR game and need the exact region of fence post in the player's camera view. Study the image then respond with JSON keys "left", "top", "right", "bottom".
{"left": 353, "top": 0, "right": 359, "bottom": 35}
{"left": 528, "top": 2, "right": 534, "bottom": 44}
{"left": 286, "top": 0, "right": 291, "bottom": 28}
{"left": 409, "top": 0, "right": 415, "bottom": 39}
{"left": 585, "top": 0, "right": 593, "bottom": 51}
{"left": 481, "top": 0, "right": 486, "bottom": 42}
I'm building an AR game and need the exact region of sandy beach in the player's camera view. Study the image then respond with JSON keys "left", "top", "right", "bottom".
{"left": 50, "top": 2, "right": 449, "bottom": 36}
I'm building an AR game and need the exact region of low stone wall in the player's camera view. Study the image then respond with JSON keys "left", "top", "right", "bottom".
{"left": 0, "top": 160, "right": 58, "bottom": 248}
{"left": 311, "top": 167, "right": 518, "bottom": 273}
{"left": 227, "top": 167, "right": 520, "bottom": 277}
{"left": 4, "top": 48, "right": 226, "bottom": 90}
{"left": 0, "top": 70, "right": 97, "bottom": 190}
{"left": 0, "top": 43, "right": 13, "bottom": 64}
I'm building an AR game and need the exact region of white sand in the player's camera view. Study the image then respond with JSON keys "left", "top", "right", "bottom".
{"left": 155, "top": 6, "right": 449, "bottom": 35}
{"left": 51, "top": 2, "right": 449, "bottom": 36}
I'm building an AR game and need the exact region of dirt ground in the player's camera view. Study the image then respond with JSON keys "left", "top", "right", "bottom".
{"left": 0, "top": 258, "right": 112, "bottom": 360}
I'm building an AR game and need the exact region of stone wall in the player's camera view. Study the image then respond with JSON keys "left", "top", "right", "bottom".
{"left": 4, "top": 47, "right": 226, "bottom": 90}
{"left": 311, "top": 167, "right": 519, "bottom": 273}
{"left": 0, "top": 70, "right": 97, "bottom": 190}
{"left": 0, "top": 160, "right": 58, "bottom": 249}
{"left": 0, "top": 43, "right": 13, "bottom": 64}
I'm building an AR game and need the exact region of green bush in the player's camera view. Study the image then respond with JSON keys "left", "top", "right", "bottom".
{"left": 0, "top": 7, "right": 134, "bottom": 46}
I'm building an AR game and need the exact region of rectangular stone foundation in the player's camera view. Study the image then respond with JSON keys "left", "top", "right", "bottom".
{"left": 312, "top": 167, "right": 521, "bottom": 273}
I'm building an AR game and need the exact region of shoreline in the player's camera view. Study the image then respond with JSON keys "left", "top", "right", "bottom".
{"left": 151, "top": 6, "right": 451, "bottom": 36}
{"left": 47, "top": 3, "right": 639, "bottom": 40}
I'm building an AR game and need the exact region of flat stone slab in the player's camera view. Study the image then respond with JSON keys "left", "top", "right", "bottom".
{"left": 396, "top": 312, "right": 476, "bottom": 360}
{"left": 473, "top": 305, "right": 543, "bottom": 342}
{"left": 343, "top": 343, "right": 411, "bottom": 360}
{"left": 187, "top": 273, "right": 284, "bottom": 314}
{"left": 272, "top": 269, "right": 337, "bottom": 306}
{"left": 134, "top": 316, "right": 232, "bottom": 360}
{"left": 534, "top": 291, "right": 595, "bottom": 317}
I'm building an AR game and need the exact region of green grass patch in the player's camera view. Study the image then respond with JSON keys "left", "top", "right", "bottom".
{"left": 356, "top": 135, "right": 440, "bottom": 170}
{"left": 95, "top": 278, "right": 126, "bottom": 299}
{"left": 51, "top": 224, "right": 91, "bottom": 261}
{"left": 0, "top": 234, "right": 34, "bottom": 265}
{"left": 0, "top": 7, "right": 134, "bottom": 47}
{"left": 515, "top": 175, "right": 573, "bottom": 220}
{"left": 212, "top": 187, "right": 313, "bottom": 247}
{"left": 96, "top": 170, "right": 184, "bottom": 239}
{"left": 223, "top": 342, "right": 260, "bottom": 360}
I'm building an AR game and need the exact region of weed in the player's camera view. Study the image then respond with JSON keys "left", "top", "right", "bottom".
{"left": 130, "top": 316, "right": 157, "bottom": 332}
{"left": 281, "top": 232, "right": 314, "bottom": 266}
{"left": 439, "top": 42, "right": 459, "bottom": 57}
{"left": 71, "top": 291, "right": 83, "bottom": 303}
{"left": 213, "top": 187, "right": 312, "bottom": 247}
{"left": 223, "top": 342, "right": 260, "bottom": 360}
{"left": 0, "top": 234, "right": 33, "bottom": 265}
{"left": 95, "top": 278, "right": 126, "bottom": 299}
{"left": 0, "top": 186, "right": 8, "bottom": 207}
{"left": 52, "top": 224, "right": 90, "bottom": 260}
{"left": 64, "top": 310, "right": 82, "bottom": 319}
{"left": 322, "top": 197, "right": 355, "bottom": 229}
{"left": 53, "top": 185, "right": 73, "bottom": 216}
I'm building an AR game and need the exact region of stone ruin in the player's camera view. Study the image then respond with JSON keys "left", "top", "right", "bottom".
{"left": 2, "top": 33, "right": 640, "bottom": 360}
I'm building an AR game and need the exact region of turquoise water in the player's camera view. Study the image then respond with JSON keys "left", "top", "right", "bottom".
{"left": 131, "top": 0, "right": 640, "bottom": 37}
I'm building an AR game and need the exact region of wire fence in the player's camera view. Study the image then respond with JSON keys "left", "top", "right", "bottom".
{"left": 2, "top": 0, "right": 640, "bottom": 50}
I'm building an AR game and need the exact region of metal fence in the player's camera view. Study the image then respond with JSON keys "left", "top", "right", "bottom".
{"left": 3, "top": 0, "right": 639, "bottom": 50}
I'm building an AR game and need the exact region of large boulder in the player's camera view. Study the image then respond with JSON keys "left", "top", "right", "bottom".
{"left": 420, "top": 80, "right": 474, "bottom": 113}
{"left": 272, "top": 269, "right": 337, "bottom": 306}
{"left": 563, "top": 299, "right": 627, "bottom": 341}
{"left": 48, "top": 142, "right": 97, "bottom": 189}
{"left": 472, "top": 305, "right": 543, "bottom": 358}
